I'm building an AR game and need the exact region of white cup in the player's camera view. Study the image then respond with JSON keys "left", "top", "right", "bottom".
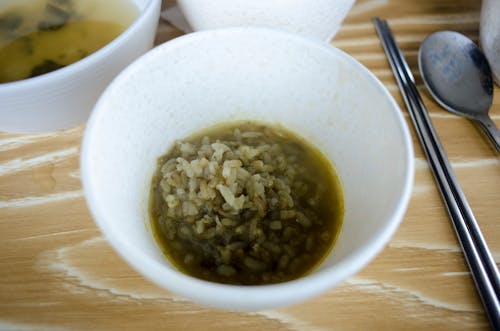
{"left": 177, "top": 0, "right": 356, "bottom": 42}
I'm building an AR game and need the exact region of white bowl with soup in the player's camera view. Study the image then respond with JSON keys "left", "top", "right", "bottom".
{"left": 0, "top": 0, "right": 161, "bottom": 133}
{"left": 81, "top": 28, "right": 414, "bottom": 311}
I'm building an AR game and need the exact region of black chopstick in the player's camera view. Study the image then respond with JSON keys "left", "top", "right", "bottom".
{"left": 373, "top": 17, "right": 500, "bottom": 330}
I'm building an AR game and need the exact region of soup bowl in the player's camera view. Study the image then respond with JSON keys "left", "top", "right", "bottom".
{"left": 177, "top": 0, "right": 356, "bottom": 42}
{"left": 81, "top": 28, "right": 414, "bottom": 311}
{"left": 0, "top": 0, "right": 161, "bottom": 133}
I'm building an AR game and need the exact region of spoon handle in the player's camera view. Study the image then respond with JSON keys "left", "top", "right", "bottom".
{"left": 475, "top": 115, "right": 500, "bottom": 153}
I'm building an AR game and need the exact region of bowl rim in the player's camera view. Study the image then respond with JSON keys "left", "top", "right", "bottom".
{"left": 81, "top": 26, "right": 415, "bottom": 311}
{"left": 0, "top": 0, "right": 160, "bottom": 91}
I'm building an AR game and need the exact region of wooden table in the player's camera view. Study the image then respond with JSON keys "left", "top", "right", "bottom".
{"left": 1, "top": 0, "right": 498, "bottom": 329}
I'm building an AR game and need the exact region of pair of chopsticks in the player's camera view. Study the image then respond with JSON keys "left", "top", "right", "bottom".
{"left": 372, "top": 18, "right": 500, "bottom": 329}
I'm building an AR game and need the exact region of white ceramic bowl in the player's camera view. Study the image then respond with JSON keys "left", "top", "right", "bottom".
{"left": 0, "top": 0, "right": 161, "bottom": 133}
{"left": 81, "top": 28, "right": 414, "bottom": 311}
{"left": 177, "top": 0, "right": 356, "bottom": 42}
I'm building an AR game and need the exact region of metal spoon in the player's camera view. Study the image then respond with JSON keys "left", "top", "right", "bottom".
{"left": 418, "top": 31, "right": 500, "bottom": 152}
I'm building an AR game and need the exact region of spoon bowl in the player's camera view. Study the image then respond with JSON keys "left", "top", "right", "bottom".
{"left": 418, "top": 30, "right": 500, "bottom": 152}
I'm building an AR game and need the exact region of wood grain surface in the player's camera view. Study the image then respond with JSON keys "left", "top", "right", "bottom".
{"left": 1, "top": 0, "right": 499, "bottom": 330}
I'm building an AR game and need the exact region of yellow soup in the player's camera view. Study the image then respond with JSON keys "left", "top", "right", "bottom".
{"left": 0, "top": 0, "right": 138, "bottom": 83}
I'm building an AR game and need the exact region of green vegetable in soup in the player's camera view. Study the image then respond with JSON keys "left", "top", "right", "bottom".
{"left": 37, "top": 0, "right": 75, "bottom": 31}
{"left": 30, "top": 59, "right": 65, "bottom": 77}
